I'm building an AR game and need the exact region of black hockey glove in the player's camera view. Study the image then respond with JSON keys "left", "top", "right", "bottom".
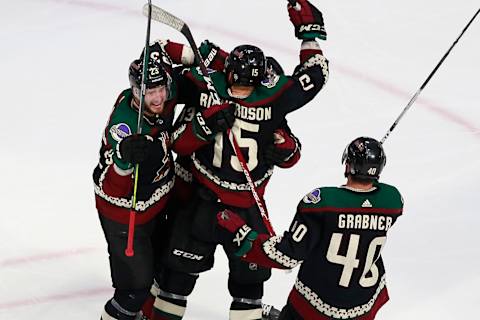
{"left": 193, "top": 103, "right": 236, "bottom": 141}
{"left": 288, "top": 0, "right": 327, "bottom": 40}
{"left": 264, "top": 128, "right": 299, "bottom": 166}
{"left": 217, "top": 209, "right": 258, "bottom": 257}
{"left": 118, "top": 134, "right": 154, "bottom": 164}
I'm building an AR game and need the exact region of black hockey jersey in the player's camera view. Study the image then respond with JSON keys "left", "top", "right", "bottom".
{"left": 243, "top": 183, "right": 403, "bottom": 319}
{"left": 171, "top": 45, "right": 329, "bottom": 207}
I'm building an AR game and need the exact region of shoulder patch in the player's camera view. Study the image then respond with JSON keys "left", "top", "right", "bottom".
{"left": 303, "top": 188, "right": 321, "bottom": 204}
{"left": 261, "top": 74, "right": 281, "bottom": 88}
{"left": 110, "top": 123, "right": 131, "bottom": 142}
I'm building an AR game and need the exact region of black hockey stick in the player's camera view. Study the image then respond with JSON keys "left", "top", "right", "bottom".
{"left": 125, "top": 0, "right": 153, "bottom": 257}
{"left": 143, "top": 4, "right": 275, "bottom": 236}
{"left": 381, "top": 8, "right": 480, "bottom": 144}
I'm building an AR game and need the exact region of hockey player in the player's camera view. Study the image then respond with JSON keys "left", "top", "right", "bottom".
{"left": 150, "top": 1, "right": 330, "bottom": 319}
{"left": 217, "top": 137, "right": 404, "bottom": 320}
{"left": 141, "top": 56, "right": 303, "bottom": 320}
{"left": 93, "top": 40, "right": 194, "bottom": 320}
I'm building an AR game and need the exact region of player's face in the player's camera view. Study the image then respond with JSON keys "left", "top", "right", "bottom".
{"left": 145, "top": 85, "right": 167, "bottom": 114}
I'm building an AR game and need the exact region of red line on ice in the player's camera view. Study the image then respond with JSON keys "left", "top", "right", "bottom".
{"left": 0, "top": 287, "right": 112, "bottom": 310}
{"left": 0, "top": 247, "right": 100, "bottom": 268}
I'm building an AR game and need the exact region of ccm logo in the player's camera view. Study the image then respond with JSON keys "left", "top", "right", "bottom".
{"left": 173, "top": 249, "right": 204, "bottom": 261}
{"left": 299, "top": 24, "right": 322, "bottom": 32}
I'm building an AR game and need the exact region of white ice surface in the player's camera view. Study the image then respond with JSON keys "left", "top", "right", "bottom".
{"left": 1, "top": 0, "right": 479, "bottom": 319}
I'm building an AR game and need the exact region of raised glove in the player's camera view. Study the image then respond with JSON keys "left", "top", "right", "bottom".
{"left": 194, "top": 103, "right": 236, "bottom": 140}
{"left": 118, "top": 134, "right": 154, "bottom": 164}
{"left": 264, "top": 128, "right": 298, "bottom": 166}
{"left": 288, "top": 0, "right": 327, "bottom": 40}
{"left": 217, "top": 209, "right": 258, "bottom": 256}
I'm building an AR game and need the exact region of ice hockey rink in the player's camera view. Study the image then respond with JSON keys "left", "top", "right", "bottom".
{"left": 1, "top": 0, "right": 479, "bottom": 319}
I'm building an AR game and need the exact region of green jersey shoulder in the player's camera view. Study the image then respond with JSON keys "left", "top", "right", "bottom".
{"left": 299, "top": 182, "right": 403, "bottom": 211}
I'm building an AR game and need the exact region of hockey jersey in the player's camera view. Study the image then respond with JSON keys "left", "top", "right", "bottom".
{"left": 171, "top": 43, "right": 329, "bottom": 207}
{"left": 243, "top": 183, "right": 403, "bottom": 319}
{"left": 93, "top": 89, "right": 177, "bottom": 224}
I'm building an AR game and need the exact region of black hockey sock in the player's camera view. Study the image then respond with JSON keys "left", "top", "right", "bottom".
{"left": 103, "top": 299, "right": 137, "bottom": 320}
{"left": 230, "top": 299, "right": 263, "bottom": 320}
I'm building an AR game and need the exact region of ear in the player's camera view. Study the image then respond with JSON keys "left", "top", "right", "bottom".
{"left": 344, "top": 163, "right": 350, "bottom": 178}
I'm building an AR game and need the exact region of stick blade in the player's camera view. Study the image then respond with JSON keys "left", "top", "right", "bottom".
{"left": 143, "top": 3, "right": 185, "bottom": 32}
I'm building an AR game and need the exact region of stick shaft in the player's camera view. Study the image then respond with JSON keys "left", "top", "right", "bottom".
{"left": 381, "top": 8, "right": 480, "bottom": 144}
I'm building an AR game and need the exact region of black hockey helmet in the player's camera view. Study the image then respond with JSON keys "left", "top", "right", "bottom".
{"left": 129, "top": 43, "right": 172, "bottom": 94}
{"left": 225, "top": 45, "right": 266, "bottom": 86}
{"left": 342, "top": 137, "right": 386, "bottom": 180}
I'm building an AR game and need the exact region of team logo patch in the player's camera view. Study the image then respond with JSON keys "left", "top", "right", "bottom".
{"left": 261, "top": 74, "right": 280, "bottom": 88}
{"left": 110, "top": 123, "right": 131, "bottom": 142}
{"left": 303, "top": 188, "right": 321, "bottom": 204}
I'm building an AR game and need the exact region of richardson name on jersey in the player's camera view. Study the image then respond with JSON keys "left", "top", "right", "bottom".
{"left": 199, "top": 93, "right": 272, "bottom": 121}
{"left": 234, "top": 104, "right": 272, "bottom": 121}
{"left": 338, "top": 214, "right": 393, "bottom": 231}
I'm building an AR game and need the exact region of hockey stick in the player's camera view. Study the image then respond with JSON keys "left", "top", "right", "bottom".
{"left": 381, "top": 8, "right": 480, "bottom": 144}
{"left": 143, "top": 4, "right": 275, "bottom": 236}
{"left": 125, "top": 0, "right": 153, "bottom": 257}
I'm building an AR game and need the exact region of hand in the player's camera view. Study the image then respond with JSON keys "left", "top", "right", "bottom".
{"left": 288, "top": 0, "right": 327, "bottom": 40}
{"left": 118, "top": 134, "right": 154, "bottom": 164}
{"left": 264, "top": 129, "right": 299, "bottom": 166}
{"left": 194, "top": 103, "right": 235, "bottom": 140}
{"left": 217, "top": 209, "right": 258, "bottom": 256}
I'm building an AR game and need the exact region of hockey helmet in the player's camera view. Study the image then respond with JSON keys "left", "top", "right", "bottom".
{"left": 342, "top": 137, "right": 386, "bottom": 180}
{"left": 225, "top": 45, "right": 266, "bottom": 86}
{"left": 129, "top": 43, "right": 172, "bottom": 97}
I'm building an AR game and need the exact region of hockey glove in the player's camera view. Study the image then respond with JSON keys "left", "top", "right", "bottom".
{"left": 264, "top": 129, "right": 299, "bottom": 167}
{"left": 193, "top": 103, "right": 236, "bottom": 141}
{"left": 217, "top": 209, "right": 258, "bottom": 257}
{"left": 288, "top": 0, "right": 327, "bottom": 40}
{"left": 118, "top": 134, "right": 154, "bottom": 164}
{"left": 199, "top": 40, "right": 229, "bottom": 71}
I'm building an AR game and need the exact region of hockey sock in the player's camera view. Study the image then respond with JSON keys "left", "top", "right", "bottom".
{"left": 230, "top": 298, "right": 263, "bottom": 320}
{"left": 141, "top": 280, "right": 161, "bottom": 319}
{"left": 102, "top": 289, "right": 150, "bottom": 320}
{"left": 102, "top": 299, "right": 138, "bottom": 320}
{"left": 151, "top": 289, "right": 187, "bottom": 320}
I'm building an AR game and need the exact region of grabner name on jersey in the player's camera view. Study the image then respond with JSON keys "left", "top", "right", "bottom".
{"left": 338, "top": 214, "right": 393, "bottom": 231}
{"left": 199, "top": 93, "right": 272, "bottom": 121}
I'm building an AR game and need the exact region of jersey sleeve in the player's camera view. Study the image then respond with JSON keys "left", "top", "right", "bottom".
{"left": 152, "top": 39, "right": 195, "bottom": 66}
{"left": 242, "top": 200, "right": 321, "bottom": 269}
{"left": 276, "top": 40, "right": 329, "bottom": 114}
{"left": 105, "top": 95, "right": 134, "bottom": 172}
{"left": 170, "top": 103, "right": 210, "bottom": 156}
{"left": 99, "top": 93, "right": 135, "bottom": 198}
